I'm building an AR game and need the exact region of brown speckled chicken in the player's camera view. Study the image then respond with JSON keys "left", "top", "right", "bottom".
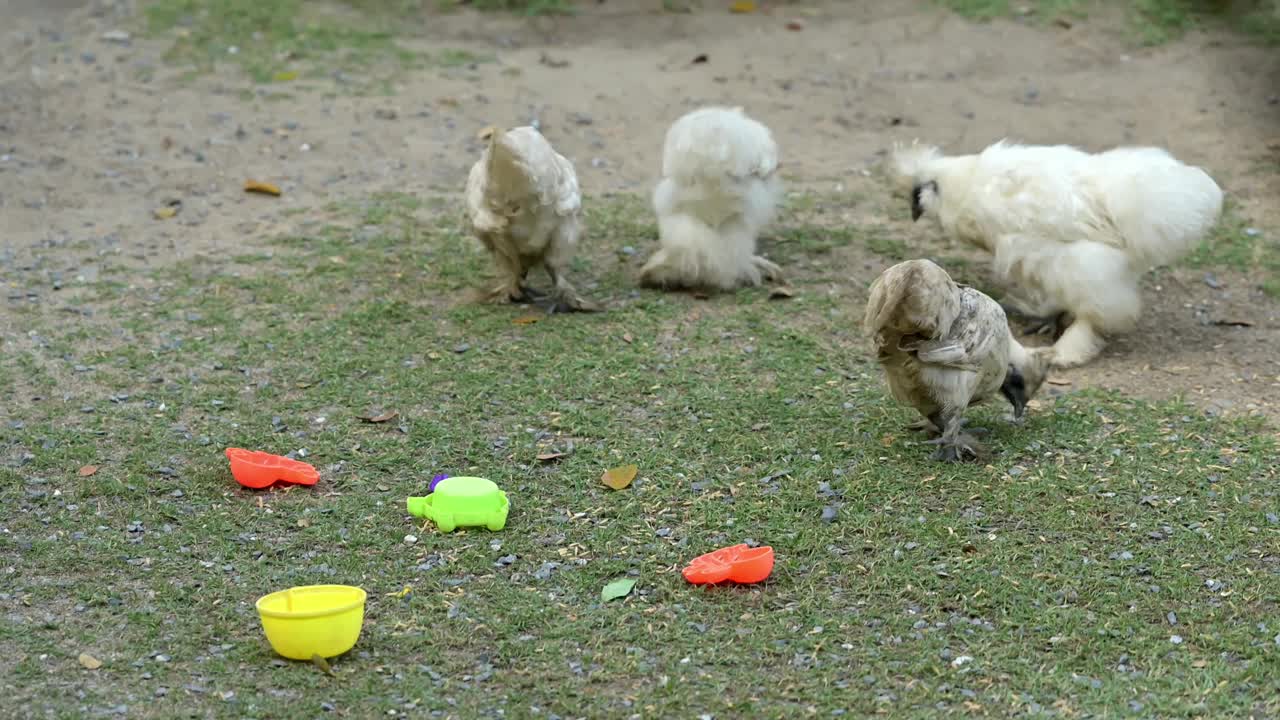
{"left": 864, "top": 259, "right": 1051, "bottom": 461}
{"left": 465, "top": 125, "right": 597, "bottom": 313}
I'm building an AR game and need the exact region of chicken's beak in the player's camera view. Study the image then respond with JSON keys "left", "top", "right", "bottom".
{"left": 1000, "top": 364, "right": 1028, "bottom": 419}
{"left": 910, "top": 184, "right": 925, "bottom": 222}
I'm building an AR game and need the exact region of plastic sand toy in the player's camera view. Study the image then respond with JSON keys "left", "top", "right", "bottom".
{"left": 407, "top": 476, "right": 509, "bottom": 532}
{"left": 226, "top": 448, "right": 319, "bottom": 489}
{"left": 682, "top": 544, "right": 775, "bottom": 585}
{"left": 256, "top": 584, "right": 366, "bottom": 660}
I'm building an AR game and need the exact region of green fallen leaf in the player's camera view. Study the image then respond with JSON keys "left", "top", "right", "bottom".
{"left": 601, "top": 578, "right": 636, "bottom": 602}
{"left": 311, "top": 653, "right": 335, "bottom": 676}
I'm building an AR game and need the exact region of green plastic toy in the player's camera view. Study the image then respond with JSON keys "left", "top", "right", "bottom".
{"left": 407, "top": 476, "right": 509, "bottom": 532}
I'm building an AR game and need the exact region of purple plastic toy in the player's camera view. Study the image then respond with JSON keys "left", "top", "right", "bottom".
{"left": 428, "top": 474, "right": 450, "bottom": 493}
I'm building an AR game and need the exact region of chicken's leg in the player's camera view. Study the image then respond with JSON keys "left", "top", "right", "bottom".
{"left": 924, "top": 411, "right": 984, "bottom": 462}
{"left": 1051, "top": 318, "right": 1106, "bottom": 368}
{"left": 543, "top": 220, "right": 599, "bottom": 313}
{"left": 751, "top": 255, "right": 783, "bottom": 283}
{"left": 480, "top": 238, "right": 534, "bottom": 304}
{"left": 907, "top": 414, "right": 987, "bottom": 437}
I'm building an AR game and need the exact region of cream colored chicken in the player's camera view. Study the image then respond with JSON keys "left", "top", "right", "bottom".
{"left": 465, "top": 125, "right": 597, "bottom": 312}
{"left": 639, "top": 106, "right": 784, "bottom": 291}
{"left": 890, "top": 140, "right": 1223, "bottom": 367}
{"left": 864, "top": 259, "right": 1051, "bottom": 462}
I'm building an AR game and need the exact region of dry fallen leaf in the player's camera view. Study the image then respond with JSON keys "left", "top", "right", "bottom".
{"left": 785, "top": 19, "right": 804, "bottom": 30}
{"left": 273, "top": 70, "right": 298, "bottom": 82}
{"left": 244, "top": 180, "right": 282, "bottom": 197}
{"left": 536, "top": 451, "right": 567, "bottom": 462}
{"left": 78, "top": 465, "right": 99, "bottom": 477}
{"left": 153, "top": 199, "right": 181, "bottom": 220}
{"left": 601, "top": 464, "right": 638, "bottom": 490}
{"left": 621, "top": 333, "right": 634, "bottom": 344}
{"left": 692, "top": 291, "right": 711, "bottom": 300}
{"left": 1046, "top": 377, "right": 1072, "bottom": 386}
{"left": 729, "top": 0, "right": 757, "bottom": 12}
{"left": 880, "top": 434, "right": 896, "bottom": 448}
{"left": 769, "top": 286, "right": 795, "bottom": 300}
{"left": 78, "top": 653, "right": 103, "bottom": 670}
{"left": 513, "top": 315, "right": 541, "bottom": 325}
{"left": 358, "top": 411, "right": 399, "bottom": 424}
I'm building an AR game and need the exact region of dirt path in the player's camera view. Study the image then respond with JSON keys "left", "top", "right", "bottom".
{"left": 3, "top": 0, "right": 1279, "bottom": 420}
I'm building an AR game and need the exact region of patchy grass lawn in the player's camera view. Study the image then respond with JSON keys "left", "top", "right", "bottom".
{"left": 1183, "top": 202, "right": 1280, "bottom": 297}
{"left": 940, "top": 0, "right": 1280, "bottom": 45}
{"left": 2, "top": 192, "right": 1278, "bottom": 718}
{"left": 142, "top": 0, "right": 492, "bottom": 86}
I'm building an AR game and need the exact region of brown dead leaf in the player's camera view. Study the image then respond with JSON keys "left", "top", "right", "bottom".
{"left": 536, "top": 452, "right": 567, "bottom": 462}
{"left": 692, "top": 291, "right": 711, "bottom": 300}
{"left": 78, "top": 653, "right": 103, "bottom": 670}
{"left": 601, "top": 464, "right": 638, "bottom": 490}
{"left": 438, "top": 97, "right": 460, "bottom": 108}
{"left": 729, "top": 0, "right": 757, "bottom": 12}
{"left": 785, "top": 19, "right": 804, "bottom": 30}
{"left": 513, "top": 315, "right": 541, "bottom": 325}
{"left": 78, "top": 465, "right": 99, "bottom": 477}
{"left": 1053, "top": 17, "right": 1073, "bottom": 29}
{"left": 297, "top": 517, "right": 311, "bottom": 528}
{"left": 768, "top": 286, "right": 795, "bottom": 300}
{"left": 621, "top": 333, "right": 634, "bottom": 344}
{"left": 358, "top": 411, "right": 399, "bottom": 424}
{"left": 153, "top": 199, "right": 181, "bottom": 219}
{"left": 244, "top": 179, "right": 282, "bottom": 197}
{"left": 880, "top": 434, "right": 896, "bottom": 447}
{"left": 1046, "top": 377, "right": 1072, "bottom": 386}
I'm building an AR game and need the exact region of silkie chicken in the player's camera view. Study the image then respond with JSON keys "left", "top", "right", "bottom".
{"left": 864, "top": 259, "right": 1052, "bottom": 462}
{"left": 465, "top": 125, "right": 597, "bottom": 313}
{"left": 639, "top": 106, "right": 784, "bottom": 291}
{"left": 890, "top": 140, "right": 1224, "bottom": 367}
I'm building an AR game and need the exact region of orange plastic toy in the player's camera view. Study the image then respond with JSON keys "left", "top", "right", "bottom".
{"left": 682, "top": 544, "right": 775, "bottom": 585}
{"left": 225, "top": 448, "right": 319, "bottom": 489}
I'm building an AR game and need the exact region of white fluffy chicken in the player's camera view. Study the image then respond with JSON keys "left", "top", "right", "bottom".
{"left": 890, "top": 140, "right": 1224, "bottom": 367}
{"left": 639, "top": 106, "right": 784, "bottom": 291}
{"left": 864, "top": 259, "right": 1051, "bottom": 462}
{"left": 465, "top": 125, "right": 597, "bottom": 312}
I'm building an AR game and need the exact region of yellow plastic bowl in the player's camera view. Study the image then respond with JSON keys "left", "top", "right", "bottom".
{"left": 255, "top": 585, "right": 367, "bottom": 660}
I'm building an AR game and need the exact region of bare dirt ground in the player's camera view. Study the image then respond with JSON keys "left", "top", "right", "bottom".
{"left": 3, "top": 0, "right": 1279, "bottom": 420}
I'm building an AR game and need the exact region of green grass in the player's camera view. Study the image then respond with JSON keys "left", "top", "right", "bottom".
{"left": 1183, "top": 202, "right": 1280, "bottom": 297}
{"left": 143, "top": 0, "right": 493, "bottom": 85}
{"left": 3, "top": 193, "right": 1279, "bottom": 718}
{"left": 941, "top": 0, "right": 1280, "bottom": 45}
{"left": 439, "top": 0, "right": 574, "bottom": 12}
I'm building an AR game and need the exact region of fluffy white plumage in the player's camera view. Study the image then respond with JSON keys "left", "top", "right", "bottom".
{"left": 465, "top": 125, "right": 596, "bottom": 312}
{"left": 864, "top": 259, "right": 1051, "bottom": 462}
{"left": 890, "top": 140, "right": 1224, "bottom": 367}
{"left": 639, "top": 106, "right": 784, "bottom": 291}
